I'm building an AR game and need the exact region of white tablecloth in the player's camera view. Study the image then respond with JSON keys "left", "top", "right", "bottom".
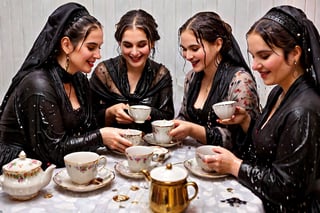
{"left": 0, "top": 138, "right": 265, "bottom": 213}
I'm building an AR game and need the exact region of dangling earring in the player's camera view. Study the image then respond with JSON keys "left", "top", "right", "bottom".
{"left": 292, "top": 60, "right": 299, "bottom": 78}
{"left": 214, "top": 55, "right": 221, "bottom": 67}
{"left": 65, "top": 55, "right": 70, "bottom": 73}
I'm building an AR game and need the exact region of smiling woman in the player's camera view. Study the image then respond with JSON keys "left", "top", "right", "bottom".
{"left": 0, "top": 2, "right": 133, "bottom": 173}
{"left": 89, "top": 9, "right": 175, "bottom": 135}
{"left": 170, "top": 11, "right": 260, "bottom": 158}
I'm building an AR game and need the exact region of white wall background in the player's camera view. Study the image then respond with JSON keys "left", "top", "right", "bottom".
{"left": 1, "top": 0, "right": 319, "bottom": 113}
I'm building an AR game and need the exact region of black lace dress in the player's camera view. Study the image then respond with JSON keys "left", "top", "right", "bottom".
{"left": 90, "top": 56, "right": 175, "bottom": 133}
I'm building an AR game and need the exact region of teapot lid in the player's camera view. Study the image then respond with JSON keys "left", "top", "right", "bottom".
{"left": 2, "top": 151, "right": 42, "bottom": 172}
{"left": 150, "top": 163, "right": 188, "bottom": 182}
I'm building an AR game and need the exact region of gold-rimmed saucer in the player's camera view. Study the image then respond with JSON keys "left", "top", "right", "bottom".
{"left": 184, "top": 158, "right": 228, "bottom": 179}
{"left": 143, "top": 133, "right": 180, "bottom": 148}
{"left": 53, "top": 167, "right": 115, "bottom": 192}
{"left": 114, "top": 160, "right": 157, "bottom": 179}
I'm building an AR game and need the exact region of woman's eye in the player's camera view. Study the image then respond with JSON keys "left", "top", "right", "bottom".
{"left": 261, "top": 54, "right": 270, "bottom": 60}
{"left": 138, "top": 43, "right": 147, "bottom": 48}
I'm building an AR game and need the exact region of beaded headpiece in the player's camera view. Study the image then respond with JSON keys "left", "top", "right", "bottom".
{"left": 262, "top": 9, "right": 302, "bottom": 43}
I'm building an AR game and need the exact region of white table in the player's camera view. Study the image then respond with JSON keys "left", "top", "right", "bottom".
{"left": 0, "top": 138, "right": 265, "bottom": 213}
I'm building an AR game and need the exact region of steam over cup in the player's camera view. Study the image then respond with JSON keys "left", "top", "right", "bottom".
{"left": 125, "top": 146, "right": 154, "bottom": 173}
{"left": 195, "top": 145, "right": 217, "bottom": 172}
{"left": 128, "top": 105, "right": 151, "bottom": 123}
{"left": 212, "top": 101, "right": 236, "bottom": 119}
{"left": 64, "top": 151, "right": 107, "bottom": 185}
{"left": 151, "top": 120, "right": 174, "bottom": 144}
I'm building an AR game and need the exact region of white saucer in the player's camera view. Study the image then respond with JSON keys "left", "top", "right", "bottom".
{"left": 184, "top": 158, "right": 228, "bottom": 179}
{"left": 53, "top": 167, "right": 115, "bottom": 192}
{"left": 143, "top": 133, "right": 180, "bottom": 147}
{"left": 114, "top": 160, "right": 156, "bottom": 179}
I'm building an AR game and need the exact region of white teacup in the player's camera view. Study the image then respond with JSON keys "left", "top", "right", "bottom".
{"left": 151, "top": 120, "right": 174, "bottom": 144}
{"left": 212, "top": 101, "right": 236, "bottom": 119}
{"left": 125, "top": 146, "right": 154, "bottom": 173}
{"left": 64, "top": 151, "right": 107, "bottom": 185}
{"left": 123, "top": 129, "right": 143, "bottom": 145}
{"left": 195, "top": 145, "right": 217, "bottom": 172}
{"left": 128, "top": 105, "right": 151, "bottom": 123}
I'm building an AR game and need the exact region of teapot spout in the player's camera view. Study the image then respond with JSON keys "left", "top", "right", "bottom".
{"left": 41, "top": 164, "right": 56, "bottom": 188}
{"left": 140, "top": 169, "right": 151, "bottom": 181}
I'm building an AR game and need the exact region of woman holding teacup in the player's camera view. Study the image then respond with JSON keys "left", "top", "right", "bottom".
{"left": 208, "top": 6, "right": 320, "bottom": 212}
{"left": 90, "top": 9, "right": 174, "bottom": 134}
{"left": 0, "top": 3, "right": 132, "bottom": 173}
{"left": 170, "top": 11, "right": 259, "bottom": 157}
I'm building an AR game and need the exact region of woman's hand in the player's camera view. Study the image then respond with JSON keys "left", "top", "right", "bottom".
{"left": 217, "top": 106, "right": 251, "bottom": 133}
{"left": 99, "top": 127, "right": 132, "bottom": 153}
{"left": 204, "top": 146, "right": 242, "bottom": 177}
{"left": 169, "top": 120, "right": 206, "bottom": 143}
{"left": 169, "top": 120, "right": 193, "bottom": 141}
{"left": 105, "top": 103, "right": 133, "bottom": 124}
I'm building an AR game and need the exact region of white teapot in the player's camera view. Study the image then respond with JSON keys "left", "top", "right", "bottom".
{"left": 0, "top": 151, "right": 56, "bottom": 200}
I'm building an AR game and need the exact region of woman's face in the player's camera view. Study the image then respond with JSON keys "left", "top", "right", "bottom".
{"left": 120, "top": 28, "right": 152, "bottom": 71}
{"left": 247, "top": 32, "right": 295, "bottom": 89}
{"left": 69, "top": 27, "right": 103, "bottom": 74}
{"left": 179, "top": 29, "right": 220, "bottom": 73}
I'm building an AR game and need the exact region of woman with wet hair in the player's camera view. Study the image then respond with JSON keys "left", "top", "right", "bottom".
{"left": 0, "top": 3, "right": 132, "bottom": 172}
{"left": 207, "top": 5, "right": 320, "bottom": 212}
{"left": 90, "top": 9, "right": 174, "bottom": 136}
{"left": 170, "top": 11, "right": 259, "bottom": 157}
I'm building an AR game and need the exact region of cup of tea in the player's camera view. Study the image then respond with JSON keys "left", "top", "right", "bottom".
{"left": 128, "top": 105, "right": 151, "bottom": 123}
{"left": 212, "top": 101, "right": 236, "bottom": 119}
{"left": 195, "top": 145, "right": 217, "bottom": 172}
{"left": 125, "top": 146, "right": 154, "bottom": 173}
{"left": 151, "top": 120, "right": 174, "bottom": 144}
{"left": 64, "top": 151, "right": 107, "bottom": 185}
{"left": 123, "top": 129, "right": 143, "bottom": 145}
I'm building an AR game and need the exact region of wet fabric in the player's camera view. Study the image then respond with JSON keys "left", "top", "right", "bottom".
{"left": 0, "top": 3, "right": 103, "bottom": 172}
{"left": 89, "top": 55, "right": 174, "bottom": 133}
{"left": 177, "top": 61, "right": 259, "bottom": 157}
{"left": 238, "top": 75, "right": 320, "bottom": 212}
{"left": 237, "top": 5, "right": 320, "bottom": 212}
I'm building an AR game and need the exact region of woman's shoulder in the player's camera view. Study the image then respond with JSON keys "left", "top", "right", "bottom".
{"left": 20, "top": 69, "right": 51, "bottom": 89}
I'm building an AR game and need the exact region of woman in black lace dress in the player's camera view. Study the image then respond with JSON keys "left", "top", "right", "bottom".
{"left": 90, "top": 9, "right": 174, "bottom": 134}
{"left": 170, "top": 11, "right": 259, "bottom": 157}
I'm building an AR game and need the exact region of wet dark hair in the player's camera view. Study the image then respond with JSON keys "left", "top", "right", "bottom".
{"left": 178, "top": 11, "right": 233, "bottom": 59}
{"left": 114, "top": 9, "right": 160, "bottom": 58}
{"left": 247, "top": 15, "right": 307, "bottom": 70}
{"left": 61, "top": 15, "right": 102, "bottom": 53}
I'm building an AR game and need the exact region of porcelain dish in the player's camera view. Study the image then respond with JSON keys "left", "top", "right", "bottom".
{"left": 143, "top": 133, "right": 180, "bottom": 147}
{"left": 115, "top": 160, "right": 157, "bottom": 179}
{"left": 184, "top": 158, "right": 228, "bottom": 179}
{"left": 53, "top": 167, "right": 115, "bottom": 192}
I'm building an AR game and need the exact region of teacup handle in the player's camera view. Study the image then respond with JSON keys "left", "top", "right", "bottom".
{"left": 97, "top": 155, "right": 107, "bottom": 171}
{"left": 152, "top": 152, "right": 166, "bottom": 162}
{"left": 185, "top": 181, "right": 198, "bottom": 202}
